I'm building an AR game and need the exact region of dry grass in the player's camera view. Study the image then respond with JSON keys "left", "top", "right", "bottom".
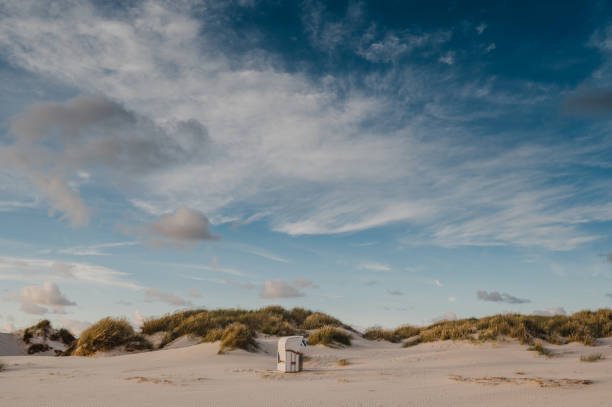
{"left": 363, "top": 327, "right": 399, "bottom": 343}
{"left": 219, "top": 323, "right": 257, "bottom": 352}
{"left": 141, "top": 306, "right": 342, "bottom": 348}
{"left": 307, "top": 326, "right": 351, "bottom": 347}
{"left": 71, "top": 317, "right": 151, "bottom": 356}
{"left": 527, "top": 340, "right": 552, "bottom": 357}
{"left": 337, "top": 359, "right": 349, "bottom": 366}
{"left": 397, "top": 308, "right": 612, "bottom": 349}
{"left": 580, "top": 353, "right": 604, "bottom": 362}
{"left": 302, "top": 313, "right": 342, "bottom": 330}
{"left": 364, "top": 325, "right": 421, "bottom": 343}
{"left": 0, "top": 361, "right": 4, "bottom": 371}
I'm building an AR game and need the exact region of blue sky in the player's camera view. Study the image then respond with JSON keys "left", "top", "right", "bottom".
{"left": 1, "top": 0, "right": 612, "bottom": 333}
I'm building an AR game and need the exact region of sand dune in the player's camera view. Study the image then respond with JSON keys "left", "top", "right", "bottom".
{"left": 1, "top": 335, "right": 611, "bottom": 406}
{"left": 0, "top": 333, "right": 25, "bottom": 356}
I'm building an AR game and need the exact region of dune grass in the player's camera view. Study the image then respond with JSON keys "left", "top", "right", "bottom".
{"left": 337, "top": 359, "right": 349, "bottom": 366}
{"left": 141, "top": 306, "right": 341, "bottom": 349}
{"left": 580, "top": 353, "right": 603, "bottom": 362}
{"left": 219, "top": 323, "right": 257, "bottom": 353}
{"left": 527, "top": 340, "right": 552, "bottom": 357}
{"left": 363, "top": 327, "right": 399, "bottom": 342}
{"left": 307, "top": 326, "right": 351, "bottom": 347}
{"left": 302, "top": 313, "right": 342, "bottom": 330}
{"left": 393, "top": 309, "right": 612, "bottom": 349}
{"left": 364, "top": 325, "right": 421, "bottom": 343}
{"left": 71, "top": 317, "right": 151, "bottom": 356}
{"left": 0, "top": 360, "right": 4, "bottom": 371}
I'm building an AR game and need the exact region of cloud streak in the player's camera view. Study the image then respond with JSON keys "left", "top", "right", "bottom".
{"left": 144, "top": 288, "right": 192, "bottom": 306}
{"left": 477, "top": 290, "right": 530, "bottom": 304}
{"left": 0, "top": 255, "right": 142, "bottom": 289}
{"left": 0, "top": 0, "right": 611, "bottom": 252}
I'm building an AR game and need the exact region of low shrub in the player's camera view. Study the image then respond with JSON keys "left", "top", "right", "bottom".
{"left": 307, "top": 326, "right": 351, "bottom": 347}
{"left": 527, "top": 340, "right": 552, "bottom": 357}
{"left": 72, "top": 317, "right": 151, "bottom": 356}
{"left": 219, "top": 323, "right": 257, "bottom": 352}
{"left": 49, "top": 328, "right": 76, "bottom": 345}
{"left": 580, "top": 353, "right": 603, "bottom": 362}
{"left": 0, "top": 361, "right": 4, "bottom": 371}
{"left": 27, "top": 343, "right": 51, "bottom": 354}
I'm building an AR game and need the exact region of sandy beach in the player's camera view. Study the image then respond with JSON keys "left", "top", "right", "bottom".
{"left": 1, "top": 334, "right": 611, "bottom": 407}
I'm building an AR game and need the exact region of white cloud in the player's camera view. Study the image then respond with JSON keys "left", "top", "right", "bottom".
{"left": 293, "top": 279, "right": 315, "bottom": 288}
{"left": 238, "top": 245, "right": 291, "bottom": 263}
{"left": 387, "top": 289, "right": 403, "bottom": 296}
{"left": 260, "top": 280, "right": 304, "bottom": 299}
{"left": 438, "top": 51, "right": 455, "bottom": 65}
{"left": 448, "top": 296, "right": 456, "bottom": 302}
{"left": 477, "top": 290, "right": 530, "bottom": 304}
{"left": 19, "top": 282, "right": 75, "bottom": 306}
{"left": 433, "top": 279, "right": 443, "bottom": 287}
{"left": 144, "top": 288, "right": 192, "bottom": 306}
{"left": 0, "top": 0, "right": 611, "bottom": 252}
{"left": 145, "top": 207, "right": 219, "bottom": 246}
{"left": 55, "top": 317, "right": 91, "bottom": 335}
{"left": 6, "top": 281, "right": 76, "bottom": 315}
{"left": 0, "top": 255, "right": 142, "bottom": 289}
{"left": 58, "top": 241, "right": 138, "bottom": 256}
{"left": 531, "top": 307, "right": 566, "bottom": 316}
{"left": 168, "top": 261, "right": 248, "bottom": 277}
{"left": 358, "top": 262, "right": 392, "bottom": 272}
{"left": 20, "top": 302, "right": 48, "bottom": 315}
{"left": 485, "top": 43, "right": 496, "bottom": 53}
{"left": 476, "top": 23, "right": 487, "bottom": 35}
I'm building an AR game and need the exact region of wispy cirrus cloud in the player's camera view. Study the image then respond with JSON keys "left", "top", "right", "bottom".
{"left": 144, "top": 288, "right": 192, "bottom": 306}
{"left": 0, "top": 255, "right": 142, "bottom": 289}
{"left": 358, "top": 262, "right": 392, "bottom": 272}
{"left": 0, "top": 0, "right": 611, "bottom": 253}
{"left": 58, "top": 241, "right": 138, "bottom": 256}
